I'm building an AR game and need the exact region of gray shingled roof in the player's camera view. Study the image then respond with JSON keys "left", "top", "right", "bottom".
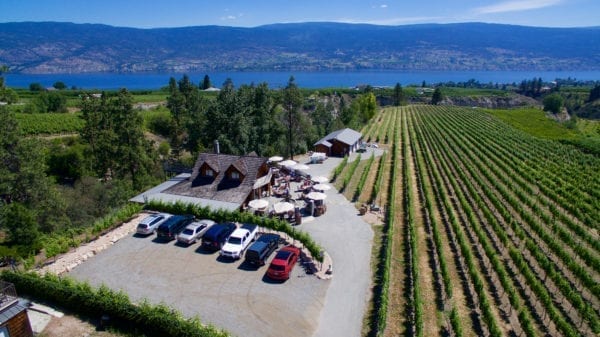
{"left": 163, "top": 153, "right": 268, "bottom": 206}
{"left": 0, "top": 299, "right": 29, "bottom": 325}
{"left": 314, "top": 128, "right": 362, "bottom": 146}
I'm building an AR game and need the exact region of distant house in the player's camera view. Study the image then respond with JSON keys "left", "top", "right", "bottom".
{"left": 0, "top": 281, "right": 33, "bottom": 337}
{"left": 314, "top": 128, "right": 362, "bottom": 157}
{"left": 131, "top": 152, "right": 271, "bottom": 211}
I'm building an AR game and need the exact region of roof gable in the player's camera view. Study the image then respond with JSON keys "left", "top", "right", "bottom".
{"left": 314, "top": 128, "right": 362, "bottom": 146}
{"left": 165, "top": 153, "right": 268, "bottom": 205}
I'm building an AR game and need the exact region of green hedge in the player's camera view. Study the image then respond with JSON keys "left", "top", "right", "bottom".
{"left": 145, "top": 200, "right": 324, "bottom": 262}
{"left": 1, "top": 271, "right": 228, "bottom": 337}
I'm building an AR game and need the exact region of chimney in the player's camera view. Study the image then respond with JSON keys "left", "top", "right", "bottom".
{"left": 214, "top": 140, "right": 220, "bottom": 154}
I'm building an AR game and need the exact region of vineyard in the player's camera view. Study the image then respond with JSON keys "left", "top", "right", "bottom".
{"left": 15, "top": 112, "right": 84, "bottom": 135}
{"left": 349, "top": 105, "right": 599, "bottom": 336}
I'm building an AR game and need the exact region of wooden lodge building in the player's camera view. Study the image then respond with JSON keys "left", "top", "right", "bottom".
{"left": 131, "top": 151, "right": 272, "bottom": 211}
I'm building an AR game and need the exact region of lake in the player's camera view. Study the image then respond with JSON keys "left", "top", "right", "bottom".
{"left": 5, "top": 70, "right": 600, "bottom": 90}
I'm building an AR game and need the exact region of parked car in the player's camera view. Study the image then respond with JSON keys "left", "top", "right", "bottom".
{"left": 176, "top": 219, "right": 216, "bottom": 245}
{"left": 201, "top": 222, "right": 237, "bottom": 251}
{"left": 266, "top": 245, "right": 300, "bottom": 280}
{"left": 245, "top": 233, "right": 280, "bottom": 266}
{"left": 220, "top": 224, "right": 259, "bottom": 259}
{"left": 136, "top": 213, "right": 172, "bottom": 235}
{"left": 156, "top": 214, "right": 194, "bottom": 241}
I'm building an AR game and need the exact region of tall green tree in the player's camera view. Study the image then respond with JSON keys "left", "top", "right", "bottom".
{"left": 204, "top": 79, "right": 251, "bottom": 155}
{"left": 431, "top": 87, "right": 443, "bottom": 105}
{"left": 281, "top": 76, "right": 303, "bottom": 159}
{"left": 80, "top": 90, "right": 156, "bottom": 190}
{"left": 201, "top": 75, "right": 212, "bottom": 90}
{"left": 393, "top": 82, "right": 405, "bottom": 106}
{"left": 110, "top": 89, "right": 156, "bottom": 190}
{"left": 166, "top": 75, "right": 208, "bottom": 157}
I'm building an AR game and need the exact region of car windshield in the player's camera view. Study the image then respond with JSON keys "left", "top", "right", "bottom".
{"left": 228, "top": 237, "right": 242, "bottom": 244}
{"left": 137, "top": 224, "right": 148, "bottom": 229}
{"left": 270, "top": 265, "right": 285, "bottom": 271}
{"left": 182, "top": 229, "right": 193, "bottom": 235}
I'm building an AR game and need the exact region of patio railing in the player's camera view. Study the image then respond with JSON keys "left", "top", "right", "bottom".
{"left": 0, "top": 280, "right": 18, "bottom": 311}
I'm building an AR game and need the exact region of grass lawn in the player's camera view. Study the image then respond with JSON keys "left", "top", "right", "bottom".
{"left": 483, "top": 107, "right": 580, "bottom": 140}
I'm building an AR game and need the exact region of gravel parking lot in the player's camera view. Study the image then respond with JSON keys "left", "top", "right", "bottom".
{"left": 69, "top": 149, "right": 377, "bottom": 337}
{"left": 70, "top": 231, "right": 328, "bottom": 337}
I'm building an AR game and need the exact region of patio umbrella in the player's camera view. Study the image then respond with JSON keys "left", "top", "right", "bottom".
{"left": 306, "top": 192, "right": 327, "bottom": 200}
{"left": 292, "top": 163, "right": 310, "bottom": 171}
{"left": 311, "top": 176, "right": 329, "bottom": 183}
{"left": 268, "top": 156, "right": 283, "bottom": 162}
{"left": 248, "top": 199, "right": 269, "bottom": 210}
{"left": 313, "top": 183, "right": 331, "bottom": 191}
{"left": 280, "top": 159, "right": 297, "bottom": 167}
{"left": 273, "top": 201, "right": 295, "bottom": 214}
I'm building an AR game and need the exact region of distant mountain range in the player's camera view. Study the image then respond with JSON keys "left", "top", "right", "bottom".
{"left": 1, "top": 21, "right": 599, "bottom": 73}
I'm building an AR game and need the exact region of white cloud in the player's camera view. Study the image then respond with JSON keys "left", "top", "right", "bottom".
{"left": 380, "top": 4, "right": 388, "bottom": 8}
{"left": 474, "top": 0, "right": 562, "bottom": 14}
{"left": 220, "top": 13, "right": 244, "bottom": 21}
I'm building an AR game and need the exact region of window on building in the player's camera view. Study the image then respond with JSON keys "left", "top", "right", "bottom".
{"left": 231, "top": 171, "right": 240, "bottom": 180}
{"left": 205, "top": 168, "right": 213, "bottom": 177}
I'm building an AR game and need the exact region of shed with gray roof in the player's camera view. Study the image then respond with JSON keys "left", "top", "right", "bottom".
{"left": 314, "top": 128, "right": 362, "bottom": 157}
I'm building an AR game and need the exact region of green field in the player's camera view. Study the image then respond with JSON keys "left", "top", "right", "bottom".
{"left": 359, "top": 105, "right": 599, "bottom": 337}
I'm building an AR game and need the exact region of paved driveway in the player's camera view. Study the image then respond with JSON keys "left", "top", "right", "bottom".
{"left": 70, "top": 149, "right": 376, "bottom": 337}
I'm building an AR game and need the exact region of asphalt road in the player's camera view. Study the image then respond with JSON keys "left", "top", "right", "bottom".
{"left": 70, "top": 149, "right": 377, "bottom": 337}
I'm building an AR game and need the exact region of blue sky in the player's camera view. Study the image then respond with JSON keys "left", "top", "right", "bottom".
{"left": 1, "top": 0, "right": 598, "bottom": 28}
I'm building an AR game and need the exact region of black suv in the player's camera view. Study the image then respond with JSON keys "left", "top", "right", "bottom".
{"left": 156, "top": 214, "right": 194, "bottom": 241}
{"left": 201, "top": 222, "right": 237, "bottom": 251}
{"left": 245, "top": 233, "right": 280, "bottom": 266}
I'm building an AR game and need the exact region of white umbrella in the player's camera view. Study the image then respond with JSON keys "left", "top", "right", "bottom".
{"left": 306, "top": 192, "right": 327, "bottom": 200}
{"left": 248, "top": 199, "right": 269, "bottom": 209}
{"left": 292, "top": 163, "right": 310, "bottom": 171}
{"left": 311, "top": 176, "right": 329, "bottom": 183}
{"left": 313, "top": 183, "right": 331, "bottom": 191}
{"left": 268, "top": 156, "right": 283, "bottom": 162}
{"left": 273, "top": 201, "right": 295, "bottom": 214}
{"left": 280, "top": 159, "right": 297, "bottom": 167}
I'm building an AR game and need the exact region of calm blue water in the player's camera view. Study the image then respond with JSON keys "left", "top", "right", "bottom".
{"left": 5, "top": 70, "right": 600, "bottom": 90}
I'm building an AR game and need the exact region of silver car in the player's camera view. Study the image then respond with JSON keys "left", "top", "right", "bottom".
{"left": 136, "top": 213, "right": 172, "bottom": 235}
{"left": 177, "top": 219, "right": 216, "bottom": 245}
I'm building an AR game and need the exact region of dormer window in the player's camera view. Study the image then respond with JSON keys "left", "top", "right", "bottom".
{"left": 206, "top": 168, "right": 214, "bottom": 177}
{"left": 231, "top": 171, "right": 240, "bottom": 180}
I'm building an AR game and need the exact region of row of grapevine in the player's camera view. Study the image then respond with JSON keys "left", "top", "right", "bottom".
{"left": 400, "top": 109, "right": 423, "bottom": 336}
{"left": 352, "top": 152, "right": 375, "bottom": 201}
{"left": 417, "top": 106, "right": 597, "bottom": 335}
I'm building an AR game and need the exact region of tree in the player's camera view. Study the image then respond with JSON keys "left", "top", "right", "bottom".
{"left": 80, "top": 89, "right": 157, "bottom": 189}
{"left": 29, "top": 82, "right": 44, "bottom": 92}
{"left": 543, "top": 93, "right": 564, "bottom": 114}
{"left": 0, "top": 65, "right": 9, "bottom": 88}
{"left": 53, "top": 81, "right": 67, "bottom": 90}
{"left": 201, "top": 75, "right": 212, "bottom": 90}
{"left": 0, "top": 106, "right": 68, "bottom": 235}
{"left": 588, "top": 84, "right": 600, "bottom": 102}
{"left": 431, "top": 87, "right": 443, "bottom": 105}
{"left": 281, "top": 76, "right": 303, "bottom": 159}
{"left": 393, "top": 82, "right": 405, "bottom": 106}
{"left": 1, "top": 203, "right": 39, "bottom": 247}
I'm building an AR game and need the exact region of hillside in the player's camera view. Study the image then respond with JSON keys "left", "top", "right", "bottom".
{"left": 0, "top": 22, "right": 599, "bottom": 73}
